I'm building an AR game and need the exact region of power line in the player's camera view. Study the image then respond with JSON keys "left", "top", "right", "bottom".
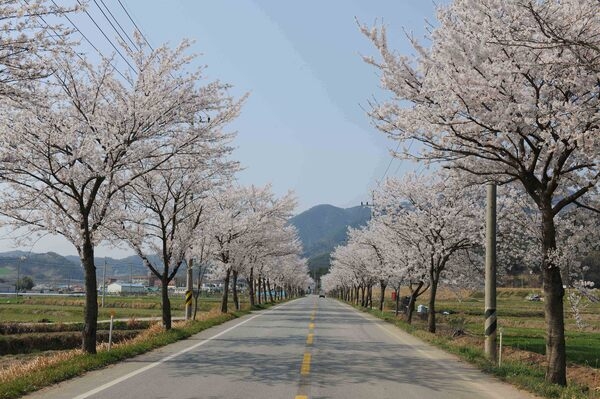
{"left": 75, "top": 0, "right": 138, "bottom": 74}
{"left": 46, "top": 0, "right": 131, "bottom": 83}
{"left": 94, "top": 0, "right": 139, "bottom": 52}
{"left": 393, "top": 139, "right": 417, "bottom": 176}
{"left": 379, "top": 141, "right": 402, "bottom": 184}
{"left": 117, "top": 0, "right": 154, "bottom": 50}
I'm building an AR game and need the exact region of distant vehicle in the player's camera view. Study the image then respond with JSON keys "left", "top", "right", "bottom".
{"left": 527, "top": 294, "right": 542, "bottom": 301}
{"left": 319, "top": 293, "right": 325, "bottom": 298}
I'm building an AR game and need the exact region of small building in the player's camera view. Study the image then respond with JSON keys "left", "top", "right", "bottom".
{"left": 106, "top": 282, "right": 146, "bottom": 294}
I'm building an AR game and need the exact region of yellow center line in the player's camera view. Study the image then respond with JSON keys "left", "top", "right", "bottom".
{"left": 308, "top": 322, "right": 315, "bottom": 330}
{"left": 300, "top": 352, "right": 311, "bottom": 375}
{"left": 295, "top": 396, "right": 308, "bottom": 399}
{"left": 306, "top": 333, "right": 314, "bottom": 345}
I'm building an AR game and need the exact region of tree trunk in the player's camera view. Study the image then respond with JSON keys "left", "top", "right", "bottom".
{"left": 394, "top": 287, "right": 400, "bottom": 317}
{"left": 161, "top": 277, "right": 172, "bottom": 329}
{"left": 80, "top": 237, "right": 98, "bottom": 354}
{"left": 248, "top": 267, "right": 255, "bottom": 308}
{"left": 541, "top": 206, "right": 567, "bottom": 385}
{"left": 232, "top": 269, "right": 239, "bottom": 311}
{"left": 221, "top": 267, "right": 231, "bottom": 313}
{"left": 360, "top": 285, "right": 365, "bottom": 307}
{"left": 256, "top": 277, "right": 261, "bottom": 304}
{"left": 267, "top": 279, "right": 274, "bottom": 302}
{"left": 262, "top": 277, "right": 268, "bottom": 303}
{"left": 428, "top": 270, "right": 439, "bottom": 333}
{"left": 379, "top": 280, "right": 386, "bottom": 311}
{"left": 407, "top": 281, "right": 424, "bottom": 324}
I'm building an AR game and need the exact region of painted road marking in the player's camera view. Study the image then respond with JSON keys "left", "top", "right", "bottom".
{"left": 300, "top": 352, "right": 311, "bottom": 375}
{"left": 296, "top": 298, "right": 317, "bottom": 399}
{"left": 72, "top": 303, "right": 290, "bottom": 399}
{"left": 306, "top": 333, "right": 314, "bottom": 345}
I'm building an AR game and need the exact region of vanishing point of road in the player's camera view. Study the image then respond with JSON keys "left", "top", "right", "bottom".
{"left": 26, "top": 296, "right": 538, "bottom": 399}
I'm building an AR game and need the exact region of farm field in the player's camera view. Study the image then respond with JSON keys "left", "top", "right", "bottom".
{"left": 0, "top": 295, "right": 189, "bottom": 323}
{"left": 383, "top": 287, "right": 600, "bottom": 369}
{"left": 0, "top": 294, "right": 227, "bottom": 364}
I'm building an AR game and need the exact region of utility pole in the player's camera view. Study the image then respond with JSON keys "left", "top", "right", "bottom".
{"left": 15, "top": 256, "right": 25, "bottom": 297}
{"left": 101, "top": 258, "right": 107, "bottom": 308}
{"left": 485, "top": 182, "right": 498, "bottom": 362}
{"left": 185, "top": 258, "right": 193, "bottom": 320}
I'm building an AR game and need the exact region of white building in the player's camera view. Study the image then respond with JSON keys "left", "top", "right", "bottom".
{"left": 106, "top": 282, "right": 146, "bottom": 294}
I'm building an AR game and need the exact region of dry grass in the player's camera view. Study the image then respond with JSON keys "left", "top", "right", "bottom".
{"left": 0, "top": 350, "right": 81, "bottom": 384}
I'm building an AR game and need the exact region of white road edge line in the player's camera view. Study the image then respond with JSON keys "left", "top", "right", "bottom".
{"left": 73, "top": 303, "right": 289, "bottom": 399}
{"left": 345, "top": 302, "right": 534, "bottom": 399}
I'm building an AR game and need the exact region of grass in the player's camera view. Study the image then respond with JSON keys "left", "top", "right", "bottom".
{"left": 0, "top": 294, "right": 235, "bottom": 323}
{"left": 426, "top": 288, "right": 600, "bottom": 368}
{"left": 0, "top": 300, "right": 281, "bottom": 399}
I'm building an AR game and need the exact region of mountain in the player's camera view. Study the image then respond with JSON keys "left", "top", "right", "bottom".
{"left": 289, "top": 204, "right": 371, "bottom": 275}
{"left": 64, "top": 255, "right": 160, "bottom": 279}
{"left": 0, "top": 252, "right": 171, "bottom": 288}
{"left": 0, "top": 203, "right": 369, "bottom": 286}
{"left": 0, "top": 251, "right": 84, "bottom": 283}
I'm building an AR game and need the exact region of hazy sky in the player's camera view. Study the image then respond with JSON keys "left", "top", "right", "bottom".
{"left": 0, "top": 0, "right": 442, "bottom": 257}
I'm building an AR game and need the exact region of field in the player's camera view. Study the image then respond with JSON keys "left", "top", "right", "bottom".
{"left": 0, "top": 293, "right": 224, "bottom": 359}
{"left": 0, "top": 295, "right": 190, "bottom": 323}
{"left": 418, "top": 288, "right": 600, "bottom": 368}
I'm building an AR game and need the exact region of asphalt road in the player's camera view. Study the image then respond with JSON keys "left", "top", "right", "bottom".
{"left": 26, "top": 296, "right": 538, "bottom": 399}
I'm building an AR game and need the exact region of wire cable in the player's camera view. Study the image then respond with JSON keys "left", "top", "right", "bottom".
{"left": 93, "top": 0, "right": 138, "bottom": 52}
{"left": 117, "top": 0, "right": 154, "bottom": 50}
{"left": 99, "top": 0, "right": 139, "bottom": 50}
{"left": 47, "top": 0, "right": 131, "bottom": 83}
{"left": 379, "top": 141, "right": 402, "bottom": 184}
{"left": 75, "top": 0, "right": 137, "bottom": 74}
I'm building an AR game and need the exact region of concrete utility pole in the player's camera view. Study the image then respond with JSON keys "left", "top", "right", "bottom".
{"left": 485, "top": 182, "right": 498, "bottom": 362}
{"left": 15, "top": 256, "right": 25, "bottom": 297}
{"left": 185, "top": 258, "right": 193, "bottom": 320}
{"left": 101, "top": 258, "right": 107, "bottom": 308}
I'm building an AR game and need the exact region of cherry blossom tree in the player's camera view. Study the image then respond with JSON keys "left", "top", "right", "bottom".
{"left": 498, "top": 185, "right": 600, "bottom": 315}
{"left": 361, "top": 0, "right": 600, "bottom": 384}
{"left": 0, "top": 37, "right": 238, "bottom": 353}
{"left": 211, "top": 185, "right": 299, "bottom": 312}
{"left": 234, "top": 224, "right": 302, "bottom": 307}
{"left": 113, "top": 129, "right": 239, "bottom": 329}
{"left": 375, "top": 174, "right": 483, "bottom": 332}
{"left": 0, "top": 0, "right": 79, "bottom": 101}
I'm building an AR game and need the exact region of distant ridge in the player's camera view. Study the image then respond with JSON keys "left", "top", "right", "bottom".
{"left": 0, "top": 252, "right": 165, "bottom": 286}
{"left": 0, "top": 204, "right": 370, "bottom": 286}
{"left": 289, "top": 204, "right": 371, "bottom": 275}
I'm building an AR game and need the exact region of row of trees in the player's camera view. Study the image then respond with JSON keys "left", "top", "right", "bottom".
{"left": 0, "top": 1, "right": 309, "bottom": 354}
{"left": 325, "top": 0, "right": 600, "bottom": 386}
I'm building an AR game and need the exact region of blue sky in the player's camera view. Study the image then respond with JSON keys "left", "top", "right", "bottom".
{"left": 0, "top": 0, "right": 441, "bottom": 257}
